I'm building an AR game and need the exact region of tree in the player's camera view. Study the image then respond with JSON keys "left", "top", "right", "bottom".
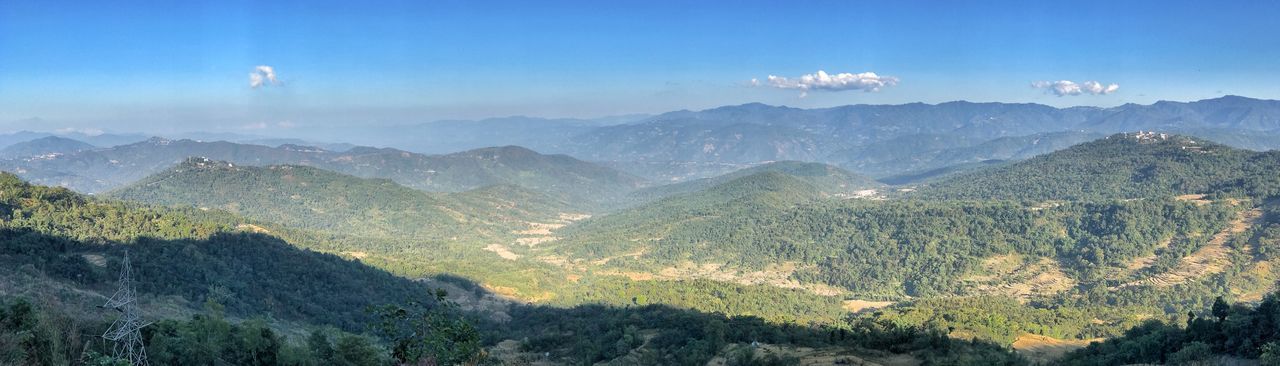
{"left": 1212, "top": 296, "right": 1230, "bottom": 322}
{"left": 332, "top": 335, "right": 383, "bottom": 366}
{"left": 82, "top": 352, "right": 131, "bottom": 366}
{"left": 371, "top": 291, "right": 485, "bottom": 366}
{"left": 307, "top": 330, "right": 335, "bottom": 363}
{"left": 1261, "top": 342, "right": 1280, "bottom": 366}
{"left": 1168, "top": 342, "right": 1212, "bottom": 364}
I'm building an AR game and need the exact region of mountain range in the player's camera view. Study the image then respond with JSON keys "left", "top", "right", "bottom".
{"left": 5, "top": 96, "right": 1280, "bottom": 187}
{"left": 287, "top": 96, "right": 1280, "bottom": 180}
{"left": 0, "top": 138, "right": 644, "bottom": 208}
{"left": 6, "top": 123, "right": 1280, "bottom": 364}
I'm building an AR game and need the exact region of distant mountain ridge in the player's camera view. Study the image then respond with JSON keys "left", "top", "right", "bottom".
{"left": 0, "top": 130, "right": 148, "bottom": 149}
{"left": 0, "top": 138, "right": 645, "bottom": 208}
{"left": 828, "top": 131, "right": 1105, "bottom": 177}
{"left": 330, "top": 96, "right": 1279, "bottom": 179}
{"left": 555, "top": 96, "right": 1280, "bottom": 172}
{"left": 8, "top": 95, "right": 1280, "bottom": 188}
{"left": 318, "top": 115, "right": 650, "bottom": 154}
{"left": 0, "top": 136, "right": 96, "bottom": 159}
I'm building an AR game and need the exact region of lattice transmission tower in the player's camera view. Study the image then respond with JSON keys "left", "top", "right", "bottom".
{"left": 101, "top": 250, "right": 150, "bottom": 366}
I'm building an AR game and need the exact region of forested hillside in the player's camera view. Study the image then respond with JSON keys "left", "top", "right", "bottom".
{"left": 624, "top": 161, "right": 882, "bottom": 205}
{"left": 338, "top": 145, "right": 644, "bottom": 204}
{"left": 917, "top": 132, "right": 1280, "bottom": 200}
{"left": 557, "top": 190, "right": 1237, "bottom": 298}
{"left": 1060, "top": 294, "right": 1280, "bottom": 365}
{"left": 107, "top": 157, "right": 573, "bottom": 243}
{"left": 534, "top": 133, "right": 1280, "bottom": 362}
{"left": 0, "top": 173, "right": 1031, "bottom": 365}
{"left": 0, "top": 172, "right": 434, "bottom": 330}
{"left": 104, "top": 160, "right": 872, "bottom": 323}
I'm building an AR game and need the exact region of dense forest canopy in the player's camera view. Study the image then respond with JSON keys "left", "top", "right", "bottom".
{"left": 556, "top": 175, "right": 1238, "bottom": 298}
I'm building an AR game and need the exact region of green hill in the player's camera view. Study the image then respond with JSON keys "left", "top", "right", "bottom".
{"left": 0, "top": 172, "right": 434, "bottom": 330}
{"left": 625, "top": 161, "right": 882, "bottom": 204}
{"left": 422, "top": 145, "right": 645, "bottom": 200}
{"left": 916, "top": 133, "right": 1280, "bottom": 200}
{"left": 556, "top": 188, "right": 1239, "bottom": 298}
{"left": 564, "top": 172, "right": 835, "bottom": 253}
{"left": 106, "top": 157, "right": 574, "bottom": 244}
{"left": 548, "top": 133, "right": 1280, "bottom": 304}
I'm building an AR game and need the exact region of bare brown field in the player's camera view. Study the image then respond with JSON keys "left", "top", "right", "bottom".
{"left": 1012, "top": 333, "right": 1101, "bottom": 363}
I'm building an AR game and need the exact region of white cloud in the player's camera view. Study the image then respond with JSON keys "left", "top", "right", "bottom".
{"left": 1031, "top": 80, "right": 1119, "bottom": 96}
{"left": 752, "top": 70, "right": 899, "bottom": 97}
{"left": 241, "top": 122, "right": 269, "bottom": 130}
{"left": 249, "top": 65, "right": 280, "bottom": 89}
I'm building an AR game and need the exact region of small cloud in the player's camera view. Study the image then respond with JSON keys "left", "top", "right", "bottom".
{"left": 275, "top": 120, "right": 298, "bottom": 128}
{"left": 1031, "top": 80, "right": 1119, "bottom": 96}
{"left": 249, "top": 65, "right": 280, "bottom": 89}
{"left": 752, "top": 70, "right": 899, "bottom": 97}
{"left": 241, "top": 122, "right": 269, "bottom": 130}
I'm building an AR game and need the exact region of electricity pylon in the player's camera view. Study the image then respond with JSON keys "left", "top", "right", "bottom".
{"left": 101, "top": 250, "right": 149, "bottom": 366}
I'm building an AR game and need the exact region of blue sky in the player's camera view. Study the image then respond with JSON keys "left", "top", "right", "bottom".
{"left": 2, "top": 0, "right": 1279, "bottom": 133}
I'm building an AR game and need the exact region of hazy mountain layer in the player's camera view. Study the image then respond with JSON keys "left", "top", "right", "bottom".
{"left": 0, "top": 138, "right": 645, "bottom": 208}
{"left": 547, "top": 97, "right": 1280, "bottom": 173}
{"left": 0, "top": 136, "right": 95, "bottom": 159}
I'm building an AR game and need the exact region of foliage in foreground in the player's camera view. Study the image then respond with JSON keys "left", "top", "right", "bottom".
{"left": 0, "top": 296, "right": 487, "bottom": 366}
{"left": 1061, "top": 295, "right": 1280, "bottom": 365}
